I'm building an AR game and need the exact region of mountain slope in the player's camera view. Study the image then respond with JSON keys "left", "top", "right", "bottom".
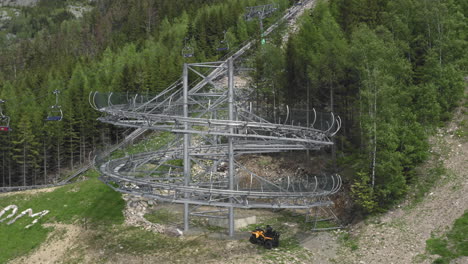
{"left": 5, "top": 95, "right": 465, "bottom": 264}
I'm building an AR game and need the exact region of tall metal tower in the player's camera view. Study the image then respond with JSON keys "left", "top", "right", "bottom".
{"left": 91, "top": 0, "right": 341, "bottom": 236}
{"left": 245, "top": 4, "right": 279, "bottom": 44}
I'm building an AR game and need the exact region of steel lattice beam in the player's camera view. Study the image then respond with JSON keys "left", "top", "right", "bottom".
{"left": 91, "top": 0, "right": 341, "bottom": 236}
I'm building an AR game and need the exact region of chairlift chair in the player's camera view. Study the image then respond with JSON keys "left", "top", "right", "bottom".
{"left": 0, "top": 115, "right": 10, "bottom": 132}
{"left": 45, "top": 105, "right": 63, "bottom": 121}
{"left": 0, "top": 99, "right": 10, "bottom": 132}
{"left": 216, "top": 31, "right": 229, "bottom": 52}
{"left": 182, "top": 46, "right": 195, "bottom": 58}
{"left": 182, "top": 38, "right": 195, "bottom": 58}
{"left": 45, "top": 90, "right": 63, "bottom": 121}
{"left": 217, "top": 41, "right": 229, "bottom": 52}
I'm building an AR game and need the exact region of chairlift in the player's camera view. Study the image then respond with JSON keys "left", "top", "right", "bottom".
{"left": 0, "top": 99, "right": 10, "bottom": 132}
{"left": 182, "top": 38, "right": 194, "bottom": 58}
{"left": 216, "top": 31, "right": 229, "bottom": 52}
{"left": 45, "top": 105, "right": 63, "bottom": 121}
{"left": 45, "top": 90, "right": 63, "bottom": 121}
{"left": 0, "top": 116, "right": 10, "bottom": 132}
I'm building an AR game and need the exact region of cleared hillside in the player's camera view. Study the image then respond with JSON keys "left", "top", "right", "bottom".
{"left": 1, "top": 88, "right": 466, "bottom": 264}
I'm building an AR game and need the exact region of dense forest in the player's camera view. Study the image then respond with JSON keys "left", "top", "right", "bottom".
{"left": 285, "top": 0, "right": 467, "bottom": 212}
{"left": 0, "top": 0, "right": 466, "bottom": 213}
{"left": 0, "top": 0, "right": 289, "bottom": 187}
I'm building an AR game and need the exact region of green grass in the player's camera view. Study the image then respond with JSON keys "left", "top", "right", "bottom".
{"left": 144, "top": 208, "right": 179, "bottom": 225}
{"left": 240, "top": 208, "right": 323, "bottom": 263}
{"left": 426, "top": 211, "right": 468, "bottom": 263}
{"left": 257, "top": 156, "right": 272, "bottom": 166}
{"left": 90, "top": 225, "right": 201, "bottom": 255}
{"left": 111, "top": 131, "right": 175, "bottom": 159}
{"left": 339, "top": 232, "right": 359, "bottom": 251}
{"left": 0, "top": 170, "right": 125, "bottom": 263}
{"left": 455, "top": 120, "right": 468, "bottom": 140}
{"left": 241, "top": 209, "right": 341, "bottom": 237}
{"left": 83, "top": 224, "right": 227, "bottom": 263}
{"left": 409, "top": 161, "right": 447, "bottom": 205}
{"left": 256, "top": 232, "right": 312, "bottom": 264}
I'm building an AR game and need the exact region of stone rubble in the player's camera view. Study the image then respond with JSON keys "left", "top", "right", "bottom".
{"left": 0, "top": 0, "right": 39, "bottom": 7}
{"left": 122, "top": 194, "right": 183, "bottom": 237}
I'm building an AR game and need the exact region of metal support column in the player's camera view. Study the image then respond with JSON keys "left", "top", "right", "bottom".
{"left": 260, "top": 18, "right": 264, "bottom": 44}
{"left": 91, "top": 1, "right": 344, "bottom": 235}
{"left": 183, "top": 63, "right": 190, "bottom": 232}
{"left": 228, "top": 58, "right": 235, "bottom": 237}
{"left": 306, "top": 78, "right": 310, "bottom": 158}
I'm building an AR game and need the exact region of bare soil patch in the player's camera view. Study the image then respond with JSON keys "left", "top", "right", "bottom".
{"left": 332, "top": 89, "right": 468, "bottom": 264}
{"left": 10, "top": 224, "right": 84, "bottom": 264}
{"left": 0, "top": 186, "right": 58, "bottom": 198}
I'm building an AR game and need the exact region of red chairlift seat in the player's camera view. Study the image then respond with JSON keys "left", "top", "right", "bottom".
{"left": 0, "top": 115, "right": 10, "bottom": 132}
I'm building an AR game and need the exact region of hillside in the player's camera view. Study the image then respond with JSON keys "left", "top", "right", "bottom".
{"left": 1, "top": 0, "right": 466, "bottom": 211}
{"left": 0, "top": 0, "right": 39, "bottom": 7}
{"left": 0, "top": 0, "right": 467, "bottom": 263}
{"left": 0, "top": 172, "right": 327, "bottom": 263}
{"left": 334, "top": 88, "right": 468, "bottom": 264}
{"left": 1, "top": 89, "right": 466, "bottom": 263}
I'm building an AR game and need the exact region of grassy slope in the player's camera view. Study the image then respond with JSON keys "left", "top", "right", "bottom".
{"left": 1, "top": 178, "right": 318, "bottom": 263}
{"left": 426, "top": 211, "right": 468, "bottom": 264}
{"left": 425, "top": 95, "right": 468, "bottom": 264}
{"left": 0, "top": 128, "right": 317, "bottom": 263}
{"left": 0, "top": 170, "right": 125, "bottom": 263}
{"left": 334, "top": 89, "right": 468, "bottom": 264}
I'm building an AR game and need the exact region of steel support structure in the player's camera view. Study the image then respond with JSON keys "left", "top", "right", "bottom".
{"left": 93, "top": 57, "right": 341, "bottom": 235}
{"left": 183, "top": 63, "right": 191, "bottom": 232}
{"left": 227, "top": 58, "right": 235, "bottom": 236}
{"left": 245, "top": 3, "right": 279, "bottom": 32}
{"left": 91, "top": 0, "right": 342, "bottom": 236}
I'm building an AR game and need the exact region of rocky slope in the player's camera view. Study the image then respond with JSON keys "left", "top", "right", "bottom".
{"left": 0, "top": 0, "right": 39, "bottom": 7}
{"left": 293, "top": 86, "right": 467, "bottom": 264}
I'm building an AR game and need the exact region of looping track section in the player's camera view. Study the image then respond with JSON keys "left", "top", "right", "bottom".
{"left": 91, "top": 0, "right": 341, "bottom": 235}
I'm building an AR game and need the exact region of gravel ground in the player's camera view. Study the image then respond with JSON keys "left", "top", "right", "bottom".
{"left": 0, "top": 0, "right": 38, "bottom": 7}
{"left": 332, "top": 89, "right": 468, "bottom": 264}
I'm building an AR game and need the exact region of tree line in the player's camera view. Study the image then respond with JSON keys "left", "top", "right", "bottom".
{"left": 0, "top": 0, "right": 288, "bottom": 187}
{"left": 0, "top": 0, "right": 466, "bottom": 214}
{"left": 275, "top": 0, "right": 466, "bottom": 212}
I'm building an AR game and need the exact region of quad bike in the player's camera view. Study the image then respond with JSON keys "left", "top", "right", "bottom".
{"left": 249, "top": 225, "right": 280, "bottom": 249}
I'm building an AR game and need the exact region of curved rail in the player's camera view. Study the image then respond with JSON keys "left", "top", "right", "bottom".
{"left": 92, "top": 0, "right": 340, "bottom": 217}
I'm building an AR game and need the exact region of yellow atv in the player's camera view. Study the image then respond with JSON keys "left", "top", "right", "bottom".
{"left": 249, "top": 225, "right": 280, "bottom": 249}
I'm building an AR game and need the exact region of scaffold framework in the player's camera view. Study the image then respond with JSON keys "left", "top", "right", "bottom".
{"left": 91, "top": 0, "right": 342, "bottom": 236}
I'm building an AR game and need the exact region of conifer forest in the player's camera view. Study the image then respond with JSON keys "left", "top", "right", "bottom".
{"left": 0, "top": 0, "right": 466, "bottom": 213}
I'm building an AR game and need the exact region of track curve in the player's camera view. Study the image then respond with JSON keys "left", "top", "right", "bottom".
{"left": 92, "top": 0, "right": 341, "bottom": 233}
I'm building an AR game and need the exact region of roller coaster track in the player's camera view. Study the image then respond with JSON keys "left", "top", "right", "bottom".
{"left": 0, "top": 1, "right": 300, "bottom": 194}
{"left": 91, "top": 0, "right": 342, "bottom": 235}
{"left": 0, "top": 127, "right": 146, "bottom": 193}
